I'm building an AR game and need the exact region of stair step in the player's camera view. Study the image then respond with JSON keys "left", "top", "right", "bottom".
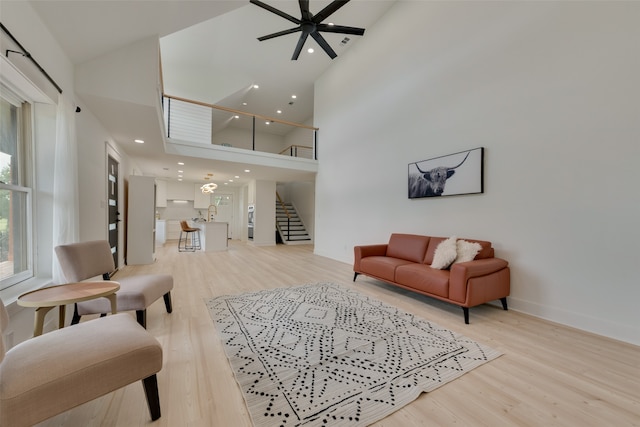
{"left": 276, "top": 200, "right": 312, "bottom": 245}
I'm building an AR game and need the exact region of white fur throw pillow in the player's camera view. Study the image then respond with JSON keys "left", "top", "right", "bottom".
{"left": 431, "top": 236, "right": 458, "bottom": 269}
{"left": 454, "top": 239, "right": 482, "bottom": 264}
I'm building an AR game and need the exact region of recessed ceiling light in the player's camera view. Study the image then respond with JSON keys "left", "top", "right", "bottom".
{"left": 276, "top": 110, "right": 282, "bottom": 114}
{"left": 178, "top": 178, "right": 183, "bottom": 181}
{"left": 253, "top": 84, "right": 259, "bottom": 89}
{"left": 328, "top": 22, "right": 334, "bottom": 26}
{"left": 178, "top": 170, "right": 183, "bottom": 173}
{"left": 234, "top": 115, "right": 240, "bottom": 119}
{"left": 224, "top": 182, "right": 228, "bottom": 185}
{"left": 291, "top": 95, "right": 297, "bottom": 99}
{"left": 178, "top": 175, "right": 183, "bottom": 178}
{"left": 134, "top": 139, "right": 144, "bottom": 144}
{"left": 245, "top": 169, "right": 250, "bottom": 173}
{"left": 242, "top": 102, "right": 247, "bottom": 106}
{"left": 307, "top": 48, "right": 314, "bottom": 53}
{"left": 235, "top": 176, "right": 240, "bottom": 179}
{"left": 228, "top": 179, "right": 234, "bottom": 183}
{"left": 178, "top": 162, "right": 184, "bottom": 165}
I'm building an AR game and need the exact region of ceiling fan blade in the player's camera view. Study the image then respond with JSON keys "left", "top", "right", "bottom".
{"left": 313, "top": 0, "right": 350, "bottom": 23}
{"left": 258, "top": 27, "right": 302, "bottom": 41}
{"left": 317, "top": 24, "right": 365, "bottom": 36}
{"left": 299, "top": 0, "right": 312, "bottom": 21}
{"left": 292, "top": 31, "right": 310, "bottom": 60}
{"left": 310, "top": 31, "right": 337, "bottom": 59}
{"left": 250, "top": 0, "right": 300, "bottom": 25}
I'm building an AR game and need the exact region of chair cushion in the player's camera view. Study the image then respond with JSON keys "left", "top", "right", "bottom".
{"left": 0, "top": 314, "right": 162, "bottom": 427}
{"left": 55, "top": 240, "right": 115, "bottom": 282}
{"left": 77, "top": 274, "right": 173, "bottom": 315}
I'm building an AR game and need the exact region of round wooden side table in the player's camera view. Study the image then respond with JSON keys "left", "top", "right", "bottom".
{"left": 18, "top": 281, "right": 120, "bottom": 336}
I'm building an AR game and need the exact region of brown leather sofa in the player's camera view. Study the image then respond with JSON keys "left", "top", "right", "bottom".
{"left": 353, "top": 233, "right": 510, "bottom": 323}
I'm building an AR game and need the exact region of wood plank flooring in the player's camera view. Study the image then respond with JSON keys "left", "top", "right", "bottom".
{"left": 36, "top": 241, "right": 640, "bottom": 426}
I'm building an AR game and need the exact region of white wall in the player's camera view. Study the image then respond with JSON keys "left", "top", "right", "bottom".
{"left": 314, "top": 1, "right": 640, "bottom": 345}
{"left": 76, "top": 36, "right": 160, "bottom": 108}
{"left": 252, "top": 180, "right": 276, "bottom": 246}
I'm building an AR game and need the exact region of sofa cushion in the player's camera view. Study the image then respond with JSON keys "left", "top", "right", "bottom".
{"left": 425, "top": 237, "right": 493, "bottom": 263}
{"left": 430, "top": 236, "right": 458, "bottom": 269}
{"left": 424, "top": 237, "right": 445, "bottom": 265}
{"left": 395, "top": 264, "right": 450, "bottom": 298}
{"left": 454, "top": 239, "right": 482, "bottom": 264}
{"left": 360, "top": 256, "right": 414, "bottom": 282}
{"left": 386, "top": 234, "right": 431, "bottom": 263}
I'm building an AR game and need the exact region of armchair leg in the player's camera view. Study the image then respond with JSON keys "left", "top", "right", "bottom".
{"left": 462, "top": 307, "right": 470, "bottom": 324}
{"left": 353, "top": 272, "right": 359, "bottom": 282}
{"left": 500, "top": 297, "right": 508, "bottom": 311}
{"left": 71, "top": 303, "right": 81, "bottom": 325}
{"left": 136, "top": 310, "right": 147, "bottom": 328}
{"left": 142, "top": 374, "right": 161, "bottom": 421}
{"left": 163, "top": 292, "right": 173, "bottom": 313}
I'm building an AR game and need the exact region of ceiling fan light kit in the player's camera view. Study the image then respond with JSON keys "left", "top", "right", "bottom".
{"left": 250, "top": 0, "right": 365, "bottom": 60}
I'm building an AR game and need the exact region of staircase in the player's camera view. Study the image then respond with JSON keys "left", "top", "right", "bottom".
{"left": 276, "top": 201, "right": 312, "bottom": 245}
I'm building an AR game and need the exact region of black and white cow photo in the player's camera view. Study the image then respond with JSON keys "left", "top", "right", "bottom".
{"left": 408, "top": 147, "right": 484, "bottom": 199}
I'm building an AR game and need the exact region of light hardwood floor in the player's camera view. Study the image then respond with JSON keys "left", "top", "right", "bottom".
{"left": 37, "top": 241, "right": 639, "bottom": 426}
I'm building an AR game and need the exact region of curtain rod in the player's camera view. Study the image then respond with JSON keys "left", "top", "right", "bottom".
{"left": 1, "top": 22, "right": 63, "bottom": 94}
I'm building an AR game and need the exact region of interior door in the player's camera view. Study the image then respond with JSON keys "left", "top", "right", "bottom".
{"left": 107, "top": 155, "right": 120, "bottom": 268}
{"left": 213, "top": 194, "right": 234, "bottom": 238}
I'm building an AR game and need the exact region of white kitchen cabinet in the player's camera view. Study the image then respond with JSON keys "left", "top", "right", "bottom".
{"left": 155, "top": 220, "right": 166, "bottom": 245}
{"left": 156, "top": 179, "right": 167, "bottom": 207}
{"left": 166, "top": 220, "right": 181, "bottom": 241}
{"left": 194, "top": 184, "right": 211, "bottom": 209}
{"left": 196, "top": 222, "right": 228, "bottom": 252}
{"left": 127, "top": 175, "right": 156, "bottom": 265}
{"left": 166, "top": 181, "right": 194, "bottom": 201}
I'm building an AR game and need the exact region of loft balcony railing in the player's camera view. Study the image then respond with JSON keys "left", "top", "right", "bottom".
{"left": 162, "top": 94, "right": 318, "bottom": 160}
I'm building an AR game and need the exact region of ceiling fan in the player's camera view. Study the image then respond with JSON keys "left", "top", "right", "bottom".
{"left": 250, "top": 0, "right": 365, "bottom": 60}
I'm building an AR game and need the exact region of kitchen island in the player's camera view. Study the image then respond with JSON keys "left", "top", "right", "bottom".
{"left": 195, "top": 221, "right": 228, "bottom": 252}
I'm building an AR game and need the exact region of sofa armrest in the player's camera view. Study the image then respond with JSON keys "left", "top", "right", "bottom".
{"left": 354, "top": 244, "right": 388, "bottom": 271}
{"left": 449, "top": 258, "right": 509, "bottom": 302}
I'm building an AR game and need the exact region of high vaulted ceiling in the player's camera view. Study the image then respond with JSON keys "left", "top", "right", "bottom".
{"left": 28, "top": 0, "right": 395, "bottom": 186}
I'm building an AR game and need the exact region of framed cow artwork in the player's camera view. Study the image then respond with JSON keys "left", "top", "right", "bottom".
{"left": 408, "top": 147, "right": 484, "bottom": 199}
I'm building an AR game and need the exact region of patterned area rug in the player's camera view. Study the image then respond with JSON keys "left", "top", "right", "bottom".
{"left": 207, "top": 282, "right": 501, "bottom": 427}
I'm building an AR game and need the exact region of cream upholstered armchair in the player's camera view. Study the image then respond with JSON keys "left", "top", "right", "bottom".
{"left": 0, "top": 297, "right": 163, "bottom": 426}
{"left": 55, "top": 240, "right": 173, "bottom": 328}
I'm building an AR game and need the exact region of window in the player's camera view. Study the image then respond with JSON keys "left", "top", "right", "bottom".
{"left": 0, "top": 88, "right": 33, "bottom": 290}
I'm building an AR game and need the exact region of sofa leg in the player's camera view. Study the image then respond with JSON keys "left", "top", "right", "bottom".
{"left": 163, "top": 292, "right": 173, "bottom": 313}
{"left": 462, "top": 307, "right": 470, "bottom": 324}
{"left": 500, "top": 297, "right": 508, "bottom": 311}
{"left": 142, "top": 374, "right": 161, "bottom": 421}
{"left": 353, "top": 272, "right": 359, "bottom": 282}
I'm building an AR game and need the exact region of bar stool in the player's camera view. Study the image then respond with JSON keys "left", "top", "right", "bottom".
{"left": 179, "top": 220, "right": 201, "bottom": 252}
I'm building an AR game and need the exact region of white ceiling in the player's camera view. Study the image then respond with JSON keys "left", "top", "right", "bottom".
{"left": 29, "top": 0, "right": 395, "bottom": 187}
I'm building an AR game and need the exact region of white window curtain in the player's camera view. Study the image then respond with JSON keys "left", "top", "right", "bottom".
{"left": 52, "top": 94, "right": 79, "bottom": 284}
